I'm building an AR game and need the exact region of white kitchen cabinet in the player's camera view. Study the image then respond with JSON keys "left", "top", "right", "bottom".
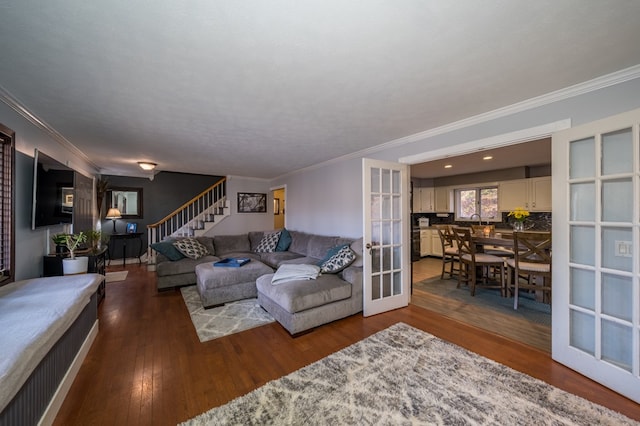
{"left": 413, "top": 187, "right": 435, "bottom": 212}
{"left": 431, "top": 231, "right": 443, "bottom": 257}
{"left": 420, "top": 229, "right": 431, "bottom": 256}
{"left": 434, "top": 186, "right": 452, "bottom": 212}
{"left": 498, "top": 177, "right": 551, "bottom": 212}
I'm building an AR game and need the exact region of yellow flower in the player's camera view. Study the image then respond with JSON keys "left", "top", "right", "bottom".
{"left": 508, "top": 207, "right": 530, "bottom": 221}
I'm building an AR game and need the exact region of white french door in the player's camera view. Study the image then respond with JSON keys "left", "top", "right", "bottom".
{"left": 362, "top": 158, "right": 410, "bottom": 317}
{"left": 552, "top": 108, "right": 640, "bottom": 403}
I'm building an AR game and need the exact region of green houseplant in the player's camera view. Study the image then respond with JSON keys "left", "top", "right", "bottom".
{"left": 86, "top": 229, "right": 104, "bottom": 251}
{"left": 62, "top": 232, "right": 89, "bottom": 275}
{"left": 51, "top": 233, "right": 69, "bottom": 254}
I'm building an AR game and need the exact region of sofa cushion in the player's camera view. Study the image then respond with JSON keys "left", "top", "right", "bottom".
{"left": 256, "top": 273, "right": 352, "bottom": 314}
{"left": 287, "top": 231, "right": 312, "bottom": 256}
{"left": 258, "top": 251, "right": 304, "bottom": 269}
{"left": 255, "top": 231, "right": 281, "bottom": 253}
{"left": 320, "top": 245, "right": 356, "bottom": 273}
{"left": 195, "top": 236, "right": 215, "bottom": 256}
{"left": 350, "top": 238, "right": 364, "bottom": 267}
{"left": 156, "top": 255, "right": 218, "bottom": 276}
{"left": 306, "top": 235, "right": 341, "bottom": 259}
{"left": 150, "top": 241, "right": 185, "bottom": 261}
{"left": 248, "top": 231, "right": 266, "bottom": 251}
{"left": 213, "top": 234, "right": 250, "bottom": 255}
{"left": 275, "top": 228, "right": 292, "bottom": 251}
{"left": 173, "top": 238, "right": 209, "bottom": 260}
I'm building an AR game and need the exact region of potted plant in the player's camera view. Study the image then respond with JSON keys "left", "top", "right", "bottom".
{"left": 51, "top": 233, "right": 69, "bottom": 254}
{"left": 86, "top": 229, "right": 103, "bottom": 251}
{"left": 62, "top": 232, "right": 89, "bottom": 275}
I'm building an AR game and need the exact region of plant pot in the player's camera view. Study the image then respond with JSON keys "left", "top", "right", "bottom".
{"left": 513, "top": 221, "right": 525, "bottom": 232}
{"left": 62, "top": 257, "right": 89, "bottom": 275}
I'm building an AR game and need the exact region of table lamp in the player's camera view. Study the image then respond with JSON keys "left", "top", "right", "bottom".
{"left": 105, "top": 208, "right": 122, "bottom": 233}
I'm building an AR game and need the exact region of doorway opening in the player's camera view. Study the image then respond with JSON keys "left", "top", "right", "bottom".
{"left": 272, "top": 187, "right": 285, "bottom": 229}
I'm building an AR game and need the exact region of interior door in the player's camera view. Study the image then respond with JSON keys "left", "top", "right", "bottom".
{"left": 552, "top": 107, "right": 640, "bottom": 403}
{"left": 362, "top": 158, "right": 410, "bottom": 316}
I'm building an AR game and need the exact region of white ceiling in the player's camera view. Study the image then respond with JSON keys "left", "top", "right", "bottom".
{"left": 411, "top": 138, "right": 551, "bottom": 179}
{"left": 1, "top": 1, "right": 639, "bottom": 179}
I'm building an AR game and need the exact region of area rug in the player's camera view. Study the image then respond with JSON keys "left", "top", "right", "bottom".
{"left": 180, "top": 322, "right": 637, "bottom": 425}
{"left": 180, "top": 285, "right": 274, "bottom": 342}
{"left": 105, "top": 270, "right": 128, "bottom": 282}
{"left": 415, "top": 276, "right": 551, "bottom": 326}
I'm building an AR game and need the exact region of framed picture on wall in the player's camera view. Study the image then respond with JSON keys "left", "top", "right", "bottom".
{"left": 237, "top": 192, "right": 267, "bottom": 213}
{"left": 107, "top": 187, "right": 143, "bottom": 218}
{"left": 274, "top": 198, "right": 280, "bottom": 215}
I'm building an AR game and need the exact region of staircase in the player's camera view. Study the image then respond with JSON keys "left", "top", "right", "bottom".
{"left": 146, "top": 178, "right": 229, "bottom": 270}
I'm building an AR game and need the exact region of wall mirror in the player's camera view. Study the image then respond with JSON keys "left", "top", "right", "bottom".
{"left": 107, "top": 187, "right": 143, "bottom": 218}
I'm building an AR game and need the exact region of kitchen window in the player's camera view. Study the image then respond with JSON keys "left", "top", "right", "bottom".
{"left": 454, "top": 186, "right": 498, "bottom": 221}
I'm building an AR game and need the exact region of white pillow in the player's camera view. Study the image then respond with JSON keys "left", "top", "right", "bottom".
{"left": 255, "top": 231, "right": 281, "bottom": 253}
{"left": 320, "top": 245, "right": 356, "bottom": 273}
{"left": 173, "top": 238, "right": 209, "bottom": 260}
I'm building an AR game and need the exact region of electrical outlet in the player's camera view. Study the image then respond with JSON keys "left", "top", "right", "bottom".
{"left": 615, "top": 240, "right": 633, "bottom": 257}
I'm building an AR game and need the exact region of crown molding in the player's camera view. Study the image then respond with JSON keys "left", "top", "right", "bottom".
{"left": 275, "top": 64, "right": 640, "bottom": 180}
{"left": 0, "top": 85, "right": 101, "bottom": 172}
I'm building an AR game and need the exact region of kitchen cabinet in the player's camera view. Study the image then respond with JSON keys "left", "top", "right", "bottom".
{"left": 413, "top": 187, "right": 435, "bottom": 213}
{"left": 420, "top": 229, "right": 431, "bottom": 256}
{"left": 498, "top": 177, "right": 551, "bottom": 212}
{"left": 434, "top": 186, "right": 452, "bottom": 212}
{"left": 431, "top": 231, "right": 443, "bottom": 257}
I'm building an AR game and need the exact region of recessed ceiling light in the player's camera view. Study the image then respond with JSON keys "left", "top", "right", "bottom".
{"left": 444, "top": 164, "right": 452, "bottom": 169}
{"left": 483, "top": 155, "right": 493, "bottom": 160}
{"left": 138, "top": 161, "right": 157, "bottom": 171}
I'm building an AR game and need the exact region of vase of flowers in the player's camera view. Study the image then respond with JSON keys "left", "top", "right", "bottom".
{"left": 508, "top": 207, "right": 529, "bottom": 232}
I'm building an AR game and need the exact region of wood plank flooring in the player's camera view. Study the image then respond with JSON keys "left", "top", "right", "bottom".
{"left": 53, "top": 264, "right": 640, "bottom": 425}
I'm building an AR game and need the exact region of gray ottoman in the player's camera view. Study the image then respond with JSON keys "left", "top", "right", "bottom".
{"left": 195, "top": 260, "right": 273, "bottom": 308}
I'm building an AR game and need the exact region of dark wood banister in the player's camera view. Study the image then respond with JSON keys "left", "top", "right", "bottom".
{"left": 146, "top": 177, "right": 226, "bottom": 229}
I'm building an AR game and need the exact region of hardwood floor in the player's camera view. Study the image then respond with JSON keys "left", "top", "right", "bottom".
{"left": 53, "top": 264, "right": 640, "bottom": 425}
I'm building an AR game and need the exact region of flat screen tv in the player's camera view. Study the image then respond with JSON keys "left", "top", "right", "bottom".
{"left": 31, "top": 149, "right": 75, "bottom": 229}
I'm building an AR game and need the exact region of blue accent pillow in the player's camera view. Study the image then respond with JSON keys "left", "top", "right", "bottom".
{"left": 150, "top": 241, "right": 185, "bottom": 261}
{"left": 317, "top": 243, "right": 349, "bottom": 266}
{"left": 276, "top": 228, "right": 292, "bottom": 252}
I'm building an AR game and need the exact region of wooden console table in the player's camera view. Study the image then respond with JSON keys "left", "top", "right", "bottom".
{"left": 43, "top": 247, "right": 107, "bottom": 304}
{"left": 108, "top": 232, "right": 144, "bottom": 267}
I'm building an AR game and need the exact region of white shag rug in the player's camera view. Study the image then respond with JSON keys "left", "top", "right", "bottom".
{"left": 181, "top": 322, "right": 638, "bottom": 425}
{"left": 180, "top": 285, "right": 274, "bottom": 342}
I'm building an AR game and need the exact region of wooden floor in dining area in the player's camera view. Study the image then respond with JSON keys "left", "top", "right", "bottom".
{"left": 411, "top": 256, "right": 552, "bottom": 352}
{"left": 53, "top": 264, "right": 640, "bottom": 425}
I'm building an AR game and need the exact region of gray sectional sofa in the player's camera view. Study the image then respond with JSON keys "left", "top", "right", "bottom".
{"left": 152, "top": 230, "right": 363, "bottom": 334}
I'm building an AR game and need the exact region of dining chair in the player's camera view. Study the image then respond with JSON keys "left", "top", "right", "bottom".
{"left": 436, "top": 225, "right": 459, "bottom": 279}
{"left": 451, "top": 227, "right": 505, "bottom": 297}
{"left": 505, "top": 231, "right": 552, "bottom": 310}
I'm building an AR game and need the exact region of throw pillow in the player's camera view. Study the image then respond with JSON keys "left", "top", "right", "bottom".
{"left": 320, "top": 245, "right": 357, "bottom": 274}
{"left": 317, "top": 243, "right": 349, "bottom": 266}
{"left": 255, "top": 231, "right": 281, "bottom": 253}
{"left": 275, "top": 228, "right": 292, "bottom": 252}
{"left": 173, "top": 238, "right": 209, "bottom": 260}
{"left": 150, "top": 241, "right": 185, "bottom": 261}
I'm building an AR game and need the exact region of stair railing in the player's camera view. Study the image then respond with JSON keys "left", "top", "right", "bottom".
{"left": 146, "top": 178, "right": 226, "bottom": 266}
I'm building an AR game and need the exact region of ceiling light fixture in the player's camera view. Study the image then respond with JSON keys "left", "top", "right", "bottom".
{"left": 444, "top": 164, "right": 453, "bottom": 169}
{"left": 138, "top": 161, "right": 157, "bottom": 171}
{"left": 483, "top": 155, "right": 493, "bottom": 160}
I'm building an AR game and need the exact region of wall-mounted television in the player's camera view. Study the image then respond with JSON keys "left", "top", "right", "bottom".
{"left": 31, "top": 149, "right": 75, "bottom": 229}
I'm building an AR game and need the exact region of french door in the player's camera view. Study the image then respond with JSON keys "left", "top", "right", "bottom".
{"left": 362, "top": 158, "right": 410, "bottom": 316}
{"left": 552, "top": 108, "right": 640, "bottom": 402}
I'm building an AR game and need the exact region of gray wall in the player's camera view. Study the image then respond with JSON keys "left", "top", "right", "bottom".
{"left": 271, "top": 77, "right": 640, "bottom": 238}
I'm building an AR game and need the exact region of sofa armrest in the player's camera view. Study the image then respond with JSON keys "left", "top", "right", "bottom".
{"left": 339, "top": 265, "right": 362, "bottom": 287}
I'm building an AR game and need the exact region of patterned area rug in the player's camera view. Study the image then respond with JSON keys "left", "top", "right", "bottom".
{"left": 181, "top": 323, "right": 637, "bottom": 425}
{"left": 180, "top": 285, "right": 274, "bottom": 342}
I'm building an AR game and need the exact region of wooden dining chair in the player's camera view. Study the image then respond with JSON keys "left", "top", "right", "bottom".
{"left": 505, "top": 231, "right": 552, "bottom": 310}
{"left": 451, "top": 227, "right": 505, "bottom": 297}
{"left": 436, "top": 225, "right": 459, "bottom": 279}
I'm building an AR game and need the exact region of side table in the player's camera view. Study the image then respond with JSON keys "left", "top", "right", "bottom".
{"left": 108, "top": 233, "right": 144, "bottom": 267}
